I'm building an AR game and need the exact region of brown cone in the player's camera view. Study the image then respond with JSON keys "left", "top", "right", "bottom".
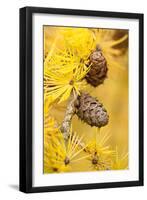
{"left": 75, "top": 93, "right": 109, "bottom": 128}
{"left": 85, "top": 48, "right": 108, "bottom": 87}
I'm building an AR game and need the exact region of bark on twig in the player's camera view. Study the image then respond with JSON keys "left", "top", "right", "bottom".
{"left": 60, "top": 92, "right": 77, "bottom": 140}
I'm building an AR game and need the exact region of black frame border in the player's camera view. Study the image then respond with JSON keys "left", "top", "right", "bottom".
{"left": 19, "top": 6, "right": 144, "bottom": 193}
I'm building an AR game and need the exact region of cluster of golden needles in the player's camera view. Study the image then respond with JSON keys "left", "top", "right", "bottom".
{"left": 44, "top": 27, "right": 128, "bottom": 173}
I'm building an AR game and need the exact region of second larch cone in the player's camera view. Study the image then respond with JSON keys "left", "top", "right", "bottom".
{"left": 85, "top": 48, "right": 108, "bottom": 87}
{"left": 75, "top": 93, "right": 109, "bottom": 128}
